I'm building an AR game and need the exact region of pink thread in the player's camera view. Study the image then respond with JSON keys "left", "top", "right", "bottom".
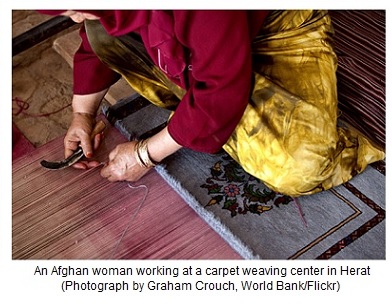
{"left": 293, "top": 197, "right": 308, "bottom": 228}
{"left": 12, "top": 96, "right": 71, "bottom": 117}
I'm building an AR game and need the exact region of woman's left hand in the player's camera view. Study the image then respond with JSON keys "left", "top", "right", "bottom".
{"left": 100, "top": 141, "right": 150, "bottom": 182}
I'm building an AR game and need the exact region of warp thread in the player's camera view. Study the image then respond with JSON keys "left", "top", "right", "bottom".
{"left": 293, "top": 197, "right": 308, "bottom": 227}
{"left": 109, "top": 183, "right": 149, "bottom": 259}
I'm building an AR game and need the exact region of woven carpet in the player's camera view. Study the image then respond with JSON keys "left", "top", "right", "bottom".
{"left": 111, "top": 104, "right": 386, "bottom": 260}
{"left": 12, "top": 117, "right": 241, "bottom": 260}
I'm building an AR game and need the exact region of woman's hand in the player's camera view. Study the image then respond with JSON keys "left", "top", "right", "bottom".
{"left": 64, "top": 90, "right": 108, "bottom": 169}
{"left": 100, "top": 141, "right": 151, "bottom": 182}
{"left": 64, "top": 112, "right": 103, "bottom": 169}
{"left": 101, "top": 126, "right": 183, "bottom": 182}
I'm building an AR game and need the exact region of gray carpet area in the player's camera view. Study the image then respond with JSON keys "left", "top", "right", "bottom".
{"left": 103, "top": 101, "right": 385, "bottom": 260}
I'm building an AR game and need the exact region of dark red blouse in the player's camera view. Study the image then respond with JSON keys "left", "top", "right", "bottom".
{"left": 71, "top": 10, "right": 268, "bottom": 153}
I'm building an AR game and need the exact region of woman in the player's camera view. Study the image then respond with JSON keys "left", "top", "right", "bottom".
{"left": 40, "top": 10, "right": 384, "bottom": 196}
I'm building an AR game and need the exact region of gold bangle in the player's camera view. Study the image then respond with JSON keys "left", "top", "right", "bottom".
{"left": 134, "top": 141, "right": 147, "bottom": 168}
{"left": 141, "top": 139, "right": 159, "bottom": 167}
{"left": 134, "top": 139, "right": 159, "bottom": 168}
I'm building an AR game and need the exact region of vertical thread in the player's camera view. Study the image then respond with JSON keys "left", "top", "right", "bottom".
{"left": 109, "top": 183, "right": 149, "bottom": 259}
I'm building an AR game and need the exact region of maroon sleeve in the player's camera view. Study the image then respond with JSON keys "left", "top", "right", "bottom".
{"left": 73, "top": 25, "right": 121, "bottom": 94}
{"left": 167, "top": 11, "right": 255, "bottom": 153}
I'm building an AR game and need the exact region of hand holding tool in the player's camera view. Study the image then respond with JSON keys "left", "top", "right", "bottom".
{"left": 40, "top": 120, "right": 106, "bottom": 170}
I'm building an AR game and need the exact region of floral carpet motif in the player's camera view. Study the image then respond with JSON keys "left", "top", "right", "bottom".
{"left": 201, "top": 155, "right": 293, "bottom": 217}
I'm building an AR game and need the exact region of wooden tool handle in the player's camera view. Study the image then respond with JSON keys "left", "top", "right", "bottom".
{"left": 90, "top": 120, "right": 106, "bottom": 140}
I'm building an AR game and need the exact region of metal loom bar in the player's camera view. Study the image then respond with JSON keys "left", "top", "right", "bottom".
{"left": 13, "top": 15, "right": 76, "bottom": 56}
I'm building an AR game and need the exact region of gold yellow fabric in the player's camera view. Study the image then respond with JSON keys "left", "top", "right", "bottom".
{"left": 223, "top": 10, "right": 384, "bottom": 196}
{"left": 85, "top": 10, "right": 385, "bottom": 197}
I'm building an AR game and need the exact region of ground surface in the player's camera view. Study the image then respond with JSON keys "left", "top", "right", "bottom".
{"left": 12, "top": 10, "right": 78, "bottom": 147}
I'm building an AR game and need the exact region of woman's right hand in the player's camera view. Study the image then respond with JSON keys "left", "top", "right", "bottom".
{"left": 64, "top": 112, "right": 103, "bottom": 169}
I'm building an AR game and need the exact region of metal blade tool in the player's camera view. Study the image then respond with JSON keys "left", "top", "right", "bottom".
{"left": 40, "top": 120, "right": 106, "bottom": 170}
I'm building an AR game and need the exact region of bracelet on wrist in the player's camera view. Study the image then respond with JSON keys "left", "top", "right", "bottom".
{"left": 134, "top": 139, "right": 159, "bottom": 168}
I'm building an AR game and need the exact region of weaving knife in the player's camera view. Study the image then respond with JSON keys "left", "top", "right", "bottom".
{"left": 40, "top": 120, "right": 106, "bottom": 170}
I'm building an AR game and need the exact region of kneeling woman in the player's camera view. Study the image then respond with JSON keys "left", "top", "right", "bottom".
{"left": 40, "top": 10, "right": 384, "bottom": 197}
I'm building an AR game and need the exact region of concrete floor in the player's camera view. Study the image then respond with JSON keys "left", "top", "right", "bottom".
{"left": 12, "top": 10, "right": 76, "bottom": 147}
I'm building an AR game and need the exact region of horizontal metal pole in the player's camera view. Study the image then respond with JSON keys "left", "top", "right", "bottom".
{"left": 13, "top": 15, "right": 77, "bottom": 56}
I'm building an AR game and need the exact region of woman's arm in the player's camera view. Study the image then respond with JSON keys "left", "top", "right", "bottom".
{"left": 166, "top": 11, "right": 254, "bottom": 153}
